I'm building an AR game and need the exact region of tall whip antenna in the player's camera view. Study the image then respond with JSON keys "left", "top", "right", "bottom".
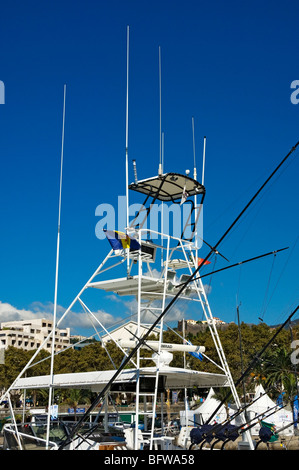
{"left": 192, "top": 116, "right": 196, "bottom": 180}
{"left": 158, "top": 46, "right": 163, "bottom": 175}
{"left": 192, "top": 117, "right": 199, "bottom": 259}
{"left": 46, "top": 83, "right": 66, "bottom": 448}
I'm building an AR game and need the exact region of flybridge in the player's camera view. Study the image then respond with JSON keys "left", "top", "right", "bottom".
{"left": 127, "top": 171, "right": 205, "bottom": 243}
{"left": 95, "top": 171, "right": 205, "bottom": 243}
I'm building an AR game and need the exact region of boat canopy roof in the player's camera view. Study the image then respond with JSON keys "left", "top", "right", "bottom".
{"left": 11, "top": 367, "right": 228, "bottom": 392}
{"left": 129, "top": 172, "right": 205, "bottom": 202}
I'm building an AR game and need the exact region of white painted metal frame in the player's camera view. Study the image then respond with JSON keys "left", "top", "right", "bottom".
{"left": 0, "top": 220, "right": 253, "bottom": 449}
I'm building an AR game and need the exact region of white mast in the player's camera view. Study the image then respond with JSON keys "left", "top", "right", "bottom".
{"left": 46, "top": 84, "right": 66, "bottom": 448}
{"left": 159, "top": 47, "right": 164, "bottom": 267}
{"left": 192, "top": 117, "right": 199, "bottom": 264}
{"left": 192, "top": 117, "right": 196, "bottom": 181}
{"left": 158, "top": 46, "right": 163, "bottom": 176}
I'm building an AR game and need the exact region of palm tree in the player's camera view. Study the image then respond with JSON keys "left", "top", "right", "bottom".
{"left": 282, "top": 373, "right": 298, "bottom": 425}
{"left": 65, "top": 389, "right": 91, "bottom": 422}
{"left": 264, "top": 347, "right": 293, "bottom": 394}
{"left": 211, "top": 388, "right": 233, "bottom": 420}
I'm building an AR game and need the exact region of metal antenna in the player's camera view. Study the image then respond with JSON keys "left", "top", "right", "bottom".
{"left": 192, "top": 116, "right": 196, "bottom": 180}
{"left": 132, "top": 159, "right": 138, "bottom": 184}
{"left": 125, "top": 25, "right": 130, "bottom": 228}
{"left": 125, "top": 26, "right": 130, "bottom": 276}
{"left": 46, "top": 83, "right": 66, "bottom": 448}
{"left": 192, "top": 117, "right": 198, "bottom": 261}
{"left": 158, "top": 46, "right": 163, "bottom": 176}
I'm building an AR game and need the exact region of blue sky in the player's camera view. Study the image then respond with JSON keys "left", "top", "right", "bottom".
{"left": 0, "top": 0, "right": 298, "bottom": 335}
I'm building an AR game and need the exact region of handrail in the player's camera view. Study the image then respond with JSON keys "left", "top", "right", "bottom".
{"left": 4, "top": 424, "right": 59, "bottom": 450}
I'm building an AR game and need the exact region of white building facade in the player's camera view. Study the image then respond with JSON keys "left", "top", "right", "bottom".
{"left": 101, "top": 321, "right": 159, "bottom": 345}
{"left": 0, "top": 318, "right": 70, "bottom": 353}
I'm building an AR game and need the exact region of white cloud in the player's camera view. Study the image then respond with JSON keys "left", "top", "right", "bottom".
{"left": 0, "top": 301, "right": 52, "bottom": 323}
{"left": 0, "top": 300, "right": 124, "bottom": 335}
{"left": 0, "top": 281, "right": 208, "bottom": 335}
{"left": 80, "top": 309, "right": 124, "bottom": 329}
{"left": 203, "top": 284, "right": 212, "bottom": 295}
{"left": 105, "top": 294, "right": 122, "bottom": 303}
{"left": 122, "top": 297, "right": 189, "bottom": 325}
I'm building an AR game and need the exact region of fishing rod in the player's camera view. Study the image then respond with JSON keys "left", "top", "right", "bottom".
{"left": 188, "top": 387, "right": 278, "bottom": 447}
{"left": 218, "top": 392, "right": 299, "bottom": 444}
{"left": 239, "top": 400, "right": 294, "bottom": 437}
{"left": 254, "top": 420, "right": 298, "bottom": 451}
{"left": 273, "top": 417, "right": 298, "bottom": 436}
{"left": 223, "top": 415, "right": 298, "bottom": 450}
{"left": 198, "top": 237, "right": 230, "bottom": 262}
{"left": 204, "top": 303, "right": 299, "bottom": 427}
{"left": 59, "top": 141, "right": 299, "bottom": 449}
{"left": 213, "top": 402, "right": 290, "bottom": 451}
{"left": 188, "top": 385, "right": 276, "bottom": 432}
{"left": 192, "top": 396, "right": 293, "bottom": 450}
{"left": 208, "top": 379, "right": 297, "bottom": 436}
{"left": 178, "top": 247, "right": 289, "bottom": 287}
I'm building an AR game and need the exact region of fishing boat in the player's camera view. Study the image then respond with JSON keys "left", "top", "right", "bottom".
{"left": 1, "top": 28, "right": 298, "bottom": 451}
{"left": 2, "top": 158, "right": 253, "bottom": 450}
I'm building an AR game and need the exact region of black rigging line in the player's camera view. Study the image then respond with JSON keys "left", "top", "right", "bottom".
{"left": 58, "top": 140, "right": 299, "bottom": 450}
{"left": 264, "top": 235, "right": 299, "bottom": 325}
{"left": 198, "top": 237, "right": 229, "bottom": 262}
{"left": 177, "top": 247, "right": 289, "bottom": 287}
{"left": 208, "top": 255, "right": 217, "bottom": 290}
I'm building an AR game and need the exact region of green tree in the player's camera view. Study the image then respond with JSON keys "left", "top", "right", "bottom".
{"left": 263, "top": 346, "right": 293, "bottom": 393}
{"left": 211, "top": 387, "right": 233, "bottom": 420}
{"left": 64, "top": 389, "right": 91, "bottom": 421}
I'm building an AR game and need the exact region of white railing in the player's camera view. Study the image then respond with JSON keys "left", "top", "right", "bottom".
{"left": 3, "top": 424, "right": 59, "bottom": 450}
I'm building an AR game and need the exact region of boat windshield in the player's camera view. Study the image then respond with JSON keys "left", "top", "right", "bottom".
{"left": 3, "top": 421, "right": 125, "bottom": 450}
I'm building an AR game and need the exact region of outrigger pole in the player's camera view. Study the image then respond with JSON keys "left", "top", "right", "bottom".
{"left": 46, "top": 84, "right": 66, "bottom": 449}
{"left": 59, "top": 137, "right": 299, "bottom": 448}
{"left": 178, "top": 246, "right": 289, "bottom": 286}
